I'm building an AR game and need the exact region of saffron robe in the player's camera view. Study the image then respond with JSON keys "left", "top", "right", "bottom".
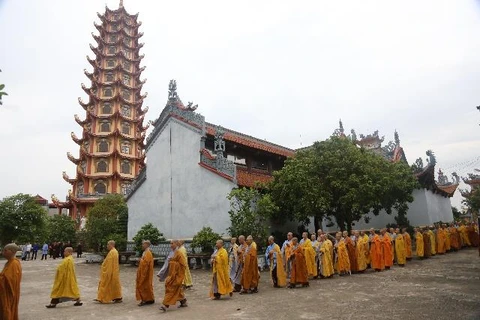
{"left": 267, "top": 243, "right": 287, "bottom": 287}
{"left": 0, "top": 258, "right": 22, "bottom": 320}
{"left": 345, "top": 236, "right": 358, "bottom": 272}
{"left": 135, "top": 249, "right": 154, "bottom": 302}
{"left": 301, "top": 239, "right": 317, "bottom": 277}
{"left": 394, "top": 234, "right": 406, "bottom": 265}
{"left": 356, "top": 236, "right": 368, "bottom": 271}
{"left": 50, "top": 255, "right": 80, "bottom": 300}
{"left": 436, "top": 229, "right": 446, "bottom": 254}
{"left": 458, "top": 226, "right": 470, "bottom": 246}
{"left": 290, "top": 245, "right": 308, "bottom": 284}
{"left": 319, "top": 240, "right": 334, "bottom": 277}
{"left": 178, "top": 245, "right": 193, "bottom": 287}
{"left": 382, "top": 234, "right": 393, "bottom": 268}
{"left": 97, "top": 248, "right": 122, "bottom": 303}
{"left": 363, "top": 234, "right": 371, "bottom": 265}
{"left": 403, "top": 232, "right": 412, "bottom": 259}
{"left": 163, "top": 250, "right": 186, "bottom": 306}
{"left": 241, "top": 243, "right": 259, "bottom": 290}
{"left": 370, "top": 234, "right": 384, "bottom": 270}
{"left": 336, "top": 239, "right": 350, "bottom": 273}
{"left": 449, "top": 227, "right": 460, "bottom": 250}
{"left": 210, "top": 247, "right": 233, "bottom": 297}
{"left": 415, "top": 232, "right": 424, "bottom": 257}
{"left": 428, "top": 230, "right": 436, "bottom": 255}
{"left": 467, "top": 225, "right": 479, "bottom": 247}
{"left": 445, "top": 228, "right": 451, "bottom": 251}
{"left": 423, "top": 233, "right": 431, "bottom": 257}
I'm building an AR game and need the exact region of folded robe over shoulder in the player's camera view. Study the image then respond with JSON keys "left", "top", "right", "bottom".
{"left": 163, "top": 250, "right": 186, "bottom": 306}
{"left": 50, "top": 255, "right": 80, "bottom": 300}
{"left": 97, "top": 248, "right": 122, "bottom": 303}
{"left": 136, "top": 249, "right": 154, "bottom": 302}
{"left": 0, "top": 258, "right": 22, "bottom": 320}
{"left": 210, "top": 247, "right": 233, "bottom": 297}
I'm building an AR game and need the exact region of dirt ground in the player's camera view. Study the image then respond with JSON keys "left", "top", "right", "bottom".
{"left": 3, "top": 248, "right": 479, "bottom": 320}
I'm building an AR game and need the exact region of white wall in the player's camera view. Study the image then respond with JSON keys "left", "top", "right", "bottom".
{"left": 322, "top": 188, "right": 454, "bottom": 231}
{"left": 127, "top": 119, "right": 236, "bottom": 239}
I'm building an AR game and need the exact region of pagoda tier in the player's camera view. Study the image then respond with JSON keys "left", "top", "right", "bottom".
{"left": 53, "top": 1, "right": 148, "bottom": 222}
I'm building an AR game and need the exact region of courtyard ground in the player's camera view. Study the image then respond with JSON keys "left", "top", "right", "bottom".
{"left": 3, "top": 248, "right": 479, "bottom": 320}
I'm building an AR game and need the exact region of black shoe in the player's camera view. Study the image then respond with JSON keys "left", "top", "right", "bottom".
{"left": 45, "top": 304, "right": 56, "bottom": 308}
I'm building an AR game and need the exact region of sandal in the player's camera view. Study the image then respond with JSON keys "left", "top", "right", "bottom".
{"left": 159, "top": 305, "right": 167, "bottom": 312}
{"left": 179, "top": 299, "right": 188, "bottom": 307}
{"left": 45, "top": 304, "right": 56, "bottom": 308}
{"left": 73, "top": 301, "right": 83, "bottom": 307}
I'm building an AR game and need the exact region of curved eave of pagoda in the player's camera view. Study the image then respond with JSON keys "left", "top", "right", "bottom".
{"left": 79, "top": 171, "right": 115, "bottom": 179}
{"left": 92, "top": 33, "right": 122, "bottom": 47}
{"left": 78, "top": 97, "right": 94, "bottom": 110}
{"left": 81, "top": 83, "right": 96, "bottom": 96}
{"left": 74, "top": 114, "right": 89, "bottom": 126}
{"left": 118, "top": 112, "right": 143, "bottom": 123}
{"left": 89, "top": 44, "right": 144, "bottom": 64}
{"left": 62, "top": 171, "right": 76, "bottom": 185}
{"left": 84, "top": 69, "right": 97, "bottom": 82}
{"left": 51, "top": 195, "right": 72, "bottom": 208}
{"left": 67, "top": 152, "right": 83, "bottom": 165}
{"left": 88, "top": 60, "right": 145, "bottom": 77}
{"left": 71, "top": 132, "right": 85, "bottom": 145}
{"left": 84, "top": 129, "right": 143, "bottom": 141}
{"left": 103, "top": 6, "right": 140, "bottom": 20}
{"left": 137, "top": 105, "right": 149, "bottom": 116}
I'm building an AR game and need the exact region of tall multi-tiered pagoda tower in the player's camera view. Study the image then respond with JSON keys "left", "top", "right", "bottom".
{"left": 52, "top": 1, "right": 148, "bottom": 223}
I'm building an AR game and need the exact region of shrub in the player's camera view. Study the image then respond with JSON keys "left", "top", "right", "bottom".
{"left": 132, "top": 223, "right": 165, "bottom": 254}
{"left": 191, "top": 226, "right": 221, "bottom": 254}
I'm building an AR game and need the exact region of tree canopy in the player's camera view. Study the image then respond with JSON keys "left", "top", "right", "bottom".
{"left": 463, "top": 188, "right": 480, "bottom": 216}
{"left": 0, "top": 194, "right": 48, "bottom": 245}
{"left": 47, "top": 214, "right": 76, "bottom": 243}
{"left": 85, "top": 194, "right": 128, "bottom": 252}
{"left": 269, "top": 136, "right": 418, "bottom": 231}
{"left": 132, "top": 223, "right": 165, "bottom": 254}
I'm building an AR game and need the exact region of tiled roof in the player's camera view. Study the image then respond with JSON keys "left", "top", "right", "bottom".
{"left": 206, "top": 123, "right": 295, "bottom": 158}
{"left": 437, "top": 184, "right": 459, "bottom": 196}
{"left": 236, "top": 166, "right": 273, "bottom": 187}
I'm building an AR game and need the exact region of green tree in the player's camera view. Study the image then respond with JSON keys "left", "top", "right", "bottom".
{"left": 463, "top": 187, "right": 480, "bottom": 215}
{"left": 451, "top": 206, "right": 461, "bottom": 220}
{"left": 85, "top": 194, "right": 128, "bottom": 252}
{"left": 0, "top": 194, "right": 48, "bottom": 245}
{"left": 227, "top": 187, "right": 278, "bottom": 243}
{"left": 269, "top": 136, "right": 418, "bottom": 232}
{"left": 191, "top": 226, "right": 221, "bottom": 254}
{"left": 132, "top": 223, "right": 165, "bottom": 254}
{"left": 47, "top": 214, "right": 76, "bottom": 243}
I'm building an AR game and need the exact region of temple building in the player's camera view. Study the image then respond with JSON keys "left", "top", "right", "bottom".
{"left": 126, "top": 80, "right": 294, "bottom": 239}
{"left": 52, "top": 1, "right": 148, "bottom": 224}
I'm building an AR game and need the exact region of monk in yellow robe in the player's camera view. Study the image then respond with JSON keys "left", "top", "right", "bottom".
{"left": 458, "top": 223, "right": 470, "bottom": 247}
{"left": 210, "top": 240, "right": 233, "bottom": 299}
{"left": 436, "top": 225, "right": 446, "bottom": 254}
{"left": 287, "top": 238, "right": 309, "bottom": 288}
{"left": 394, "top": 228, "right": 406, "bottom": 266}
{"left": 319, "top": 234, "right": 334, "bottom": 277}
{"left": 423, "top": 229, "right": 431, "bottom": 258}
{"left": 46, "top": 247, "right": 82, "bottom": 308}
{"left": 344, "top": 231, "right": 357, "bottom": 273}
{"left": 301, "top": 232, "right": 317, "bottom": 278}
{"left": 428, "top": 227, "right": 436, "bottom": 255}
{"left": 335, "top": 232, "right": 351, "bottom": 275}
{"left": 266, "top": 236, "right": 287, "bottom": 288}
{"left": 381, "top": 229, "right": 393, "bottom": 269}
{"left": 159, "top": 240, "right": 187, "bottom": 312}
{"left": 178, "top": 240, "right": 193, "bottom": 288}
{"left": 369, "top": 229, "right": 384, "bottom": 271}
{"left": 354, "top": 231, "right": 367, "bottom": 272}
{"left": 414, "top": 228, "right": 424, "bottom": 258}
{"left": 240, "top": 235, "right": 259, "bottom": 294}
{"left": 0, "top": 243, "right": 22, "bottom": 320}
{"left": 136, "top": 240, "right": 154, "bottom": 306}
{"left": 402, "top": 228, "right": 412, "bottom": 260}
{"left": 361, "top": 231, "right": 370, "bottom": 266}
{"left": 443, "top": 225, "right": 451, "bottom": 252}
{"left": 96, "top": 240, "right": 122, "bottom": 303}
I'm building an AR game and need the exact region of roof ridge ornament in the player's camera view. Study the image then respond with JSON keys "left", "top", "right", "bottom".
{"left": 119, "top": 0, "right": 124, "bottom": 8}
{"left": 168, "top": 80, "right": 177, "bottom": 101}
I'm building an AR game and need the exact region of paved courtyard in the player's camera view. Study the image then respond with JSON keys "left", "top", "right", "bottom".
{"left": 3, "top": 248, "right": 479, "bottom": 320}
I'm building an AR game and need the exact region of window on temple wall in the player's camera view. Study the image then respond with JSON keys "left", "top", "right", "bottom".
{"left": 123, "top": 61, "right": 131, "bottom": 71}
{"left": 122, "top": 89, "right": 130, "bottom": 100}
{"left": 122, "top": 122, "right": 130, "bottom": 135}
{"left": 251, "top": 158, "right": 268, "bottom": 171}
{"left": 112, "top": 24, "right": 118, "bottom": 31}
{"left": 108, "top": 46, "right": 116, "bottom": 54}
{"left": 103, "top": 87, "right": 113, "bottom": 97}
{"left": 121, "top": 141, "right": 131, "bottom": 154}
{"left": 105, "top": 72, "right": 114, "bottom": 82}
{"left": 96, "top": 160, "right": 108, "bottom": 173}
{"left": 227, "top": 154, "right": 246, "bottom": 165}
{"left": 123, "top": 38, "right": 131, "bottom": 46}
{"left": 94, "top": 181, "right": 107, "bottom": 194}
{"left": 107, "top": 59, "right": 115, "bottom": 68}
{"left": 121, "top": 161, "right": 131, "bottom": 174}
{"left": 102, "top": 103, "right": 112, "bottom": 114}
{"left": 113, "top": 14, "right": 119, "bottom": 21}
{"left": 121, "top": 105, "right": 131, "bottom": 117}
{"left": 123, "top": 74, "right": 130, "bottom": 85}
{"left": 121, "top": 183, "right": 131, "bottom": 195}
{"left": 110, "top": 34, "right": 117, "bottom": 42}
{"left": 122, "top": 49, "right": 130, "bottom": 58}
{"left": 100, "top": 121, "right": 110, "bottom": 132}
{"left": 98, "top": 139, "right": 109, "bottom": 152}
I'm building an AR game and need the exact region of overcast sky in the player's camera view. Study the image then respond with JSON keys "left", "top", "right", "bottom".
{"left": 0, "top": 0, "right": 479, "bottom": 209}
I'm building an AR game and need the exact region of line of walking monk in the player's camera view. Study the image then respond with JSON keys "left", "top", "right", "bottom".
{"left": 0, "top": 222, "right": 478, "bottom": 318}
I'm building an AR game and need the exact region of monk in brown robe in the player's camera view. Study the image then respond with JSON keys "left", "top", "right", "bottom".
{"left": 343, "top": 231, "right": 358, "bottom": 273}
{"left": 468, "top": 222, "right": 479, "bottom": 247}
{"left": 0, "top": 243, "right": 22, "bottom": 320}
{"left": 369, "top": 229, "right": 384, "bottom": 272}
{"left": 240, "top": 235, "right": 259, "bottom": 294}
{"left": 402, "top": 228, "right": 413, "bottom": 260}
{"left": 423, "top": 229, "right": 431, "bottom": 258}
{"left": 287, "top": 237, "right": 309, "bottom": 288}
{"left": 381, "top": 229, "right": 393, "bottom": 269}
{"left": 449, "top": 224, "right": 460, "bottom": 251}
{"left": 136, "top": 240, "right": 155, "bottom": 306}
{"left": 158, "top": 240, "right": 187, "bottom": 312}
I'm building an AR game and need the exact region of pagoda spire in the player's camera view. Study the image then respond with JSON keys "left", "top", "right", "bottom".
{"left": 119, "top": 0, "right": 124, "bottom": 8}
